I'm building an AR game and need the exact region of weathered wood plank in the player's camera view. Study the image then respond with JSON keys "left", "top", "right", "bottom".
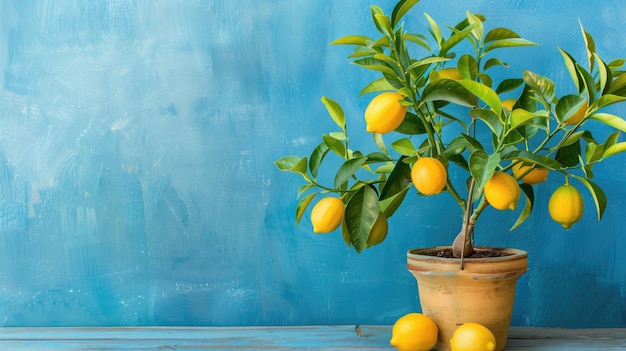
{"left": 0, "top": 326, "right": 623, "bottom": 350}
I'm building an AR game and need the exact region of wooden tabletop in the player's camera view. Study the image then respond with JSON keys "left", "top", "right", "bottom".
{"left": 0, "top": 325, "right": 624, "bottom": 350}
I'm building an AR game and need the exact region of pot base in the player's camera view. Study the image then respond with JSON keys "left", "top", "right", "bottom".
{"left": 408, "top": 246, "right": 528, "bottom": 351}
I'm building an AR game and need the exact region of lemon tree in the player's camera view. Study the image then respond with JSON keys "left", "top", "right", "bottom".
{"left": 275, "top": 0, "right": 626, "bottom": 256}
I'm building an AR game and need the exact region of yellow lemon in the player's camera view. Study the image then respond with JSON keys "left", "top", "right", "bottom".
{"left": 548, "top": 183, "right": 584, "bottom": 230}
{"left": 450, "top": 323, "right": 496, "bottom": 351}
{"left": 390, "top": 313, "right": 438, "bottom": 351}
{"left": 484, "top": 172, "right": 520, "bottom": 210}
{"left": 310, "top": 197, "right": 345, "bottom": 233}
{"left": 411, "top": 157, "right": 448, "bottom": 195}
{"left": 364, "top": 92, "right": 408, "bottom": 134}
{"left": 512, "top": 162, "right": 549, "bottom": 184}
{"left": 366, "top": 212, "right": 389, "bottom": 248}
{"left": 433, "top": 67, "right": 463, "bottom": 81}
{"left": 502, "top": 99, "right": 516, "bottom": 111}
{"left": 564, "top": 101, "right": 588, "bottom": 125}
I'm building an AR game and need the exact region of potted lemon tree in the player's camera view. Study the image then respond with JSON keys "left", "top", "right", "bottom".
{"left": 275, "top": 0, "right": 626, "bottom": 350}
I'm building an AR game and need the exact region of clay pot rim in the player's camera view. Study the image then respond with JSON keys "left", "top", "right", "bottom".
{"left": 408, "top": 246, "right": 527, "bottom": 263}
{"left": 407, "top": 246, "right": 528, "bottom": 276}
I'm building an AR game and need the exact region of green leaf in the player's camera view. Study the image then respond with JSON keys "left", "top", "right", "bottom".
{"left": 331, "top": 35, "right": 373, "bottom": 46}
{"left": 523, "top": 70, "right": 555, "bottom": 107}
{"left": 461, "top": 133, "right": 484, "bottom": 152}
{"left": 275, "top": 155, "right": 303, "bottom": 171}
{"left": 373, "top": 53, "right": 401, "bottom": 69}
{"left": 440, "top": 24, "right": 476, "bottom": 57}
{"left": 383, "top": 72, "right": 406, "bottom": 90}
{"left": 558, "top": 48, "right": 583, "bottom": 93}
{"left": 447, "top": 153, "right": 469, "bottom": 170}
{"left": 296, "top": 192, "right": 317, "bottom": 225}
{"left": 585, "top": 142, "right": 604, "bottom": 164}
{"left": 391, "top": 0, "right": 420, "bottom": 28}
{"left": 579, "top": 21, "right": 596, "bottom": 71}
{"left": 609, "top": 58, "right": 626, "bottom": 70}
{"left": 365, "top": 152, "right": 393, "bottom": 164}
{"left": 596, "top": 94, "right": 626, "bottom": 109}
{"left": 608, "top": 73, "right": 626, "bottom": 96}
{"left": 275, "top": 156, "right": 311, "bottom": 181}
{"left": 345, "top": 186, "right": 380, "bottom": 253}
{"left": 371, "top": 36, "right": 391, "bottom": 48}
{"left": 334, "top": 157, "right": 368, "bottom": 189}
{"left": 405, "top": 33, "right": 431, "bottom": 51}
{"left": 483, "top": 38, "right": 538, "bottom": 54}
{"left": 395, "top": 111, "right": 427, "bottom": 135}
{"left": 510, "top": 183, "right": 534, "bottom": 231}
{"left": 455, "top": 79, "right": 502, "bottom": 115}
{"left": 555, "top": 140, "right": 581, "bottom": 167}
{"left": 555, "top": 95, "right": 586, "bottom": 123}
{"left": 373, "top": 13, "right": 392, "bottom": 37}
{"left": 309, "top": 142, "right": 330, "bottom": 179}
{"left": 571, "top": 175, "right": 606, "bottom": 221}
{"left": 594, "top": 53, "right": 611, "bottom": 95}
{"left": 466, "top": 11, "right": 484, "bottom": 41}
{"left": 353, "top": 57, "right": 398, "bottom": 76}
{"left": 604, "top": 141, "right": 626, "bottom": 158}
{"left": 406, "top": 56, "right": 450, "bottom": 72}
{"left": 509, "top": 109, "right": 549, "bottom": 130}
{"left": 576, "top": 63, "right": 597, "bottom": 104}
{"left": 469, "top": 108, "right": 502, "bottom": 136}
{"left": 379, "top": 156, "right": 412, "bottom": 201}
{"left": 380, "top": 186, "right": 409, "bottom": 218}
{"left": 484, "top": 27, "right": 521, "bottom": 42}
{"left": 422, "top": 79, "right": 478, "bottom": 107}
{"left": 495, "top": 78, "right": 524, "bottom": 94}
{"left": 391, "top": 138, "right": 417, "bottom": 156}
{"left": 321, "top": 96, "right": 346, "bottom": 131}
{"left": 502, "top": 150, "right": 562, "bottom": 170}
{"left": 424, "top": 13, "right": 443, "bottom": 47}
{"left": 441, "top": 136, "right": 470, "bottom": 156}
{"left": 347, "top": 46, "right": 380, "bottom": 59}
{"left": 359, "top": 77, "right": 397, "bottom": 96}
{"left": 373, "top": 132, "right": 389, "bottom": 155}
{"left": 589, "top": 112, "right": 626, "bottom": 132}
{"left": 323, "top": 134, "right": 346, "bottom": 158}
{"left": 469, "top": 150, "right": 501, "bottom": 191}
{"left": 458, "top": 54, "right": 478, "bottom": 80}
{"left": 483, "top": 57, "right": 509, "bottom": 70}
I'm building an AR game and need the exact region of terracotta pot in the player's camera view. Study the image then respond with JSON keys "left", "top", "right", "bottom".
{"left": 407, "top": 246, "right": 528, "bottom": 351}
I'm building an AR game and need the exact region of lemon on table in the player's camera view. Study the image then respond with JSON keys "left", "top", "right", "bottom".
{"left": 449, "top": 322, "right": 496, "bottom": 351}
{"left": 411, "top": 157, "right": 448, "bottom": 195}
{"left": 390, "top": 313, "right": 438, "bottom": 351}
{"left": 484, "top": 172, "right": 520, "bottom": 210}
{"left": 364, "top": 92, "right": 408, "bottom": 134}
{"left": 310, "top": 197, "right": 345, "bottom": 233}
{"left": 548, "top": 182, "right": 584, "bottom": 230}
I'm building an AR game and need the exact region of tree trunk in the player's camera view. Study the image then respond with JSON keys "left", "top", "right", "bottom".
{"left": 452, "top": 221, "right": 474, "bottom": 258}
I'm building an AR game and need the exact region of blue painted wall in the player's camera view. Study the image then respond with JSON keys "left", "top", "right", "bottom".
{"left": 0, "top": 0, "right": 624, "bottom": 327}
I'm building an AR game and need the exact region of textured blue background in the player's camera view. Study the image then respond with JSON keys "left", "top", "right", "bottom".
{"left": 0, "top": 0, "right": 624, "bottom": 327}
